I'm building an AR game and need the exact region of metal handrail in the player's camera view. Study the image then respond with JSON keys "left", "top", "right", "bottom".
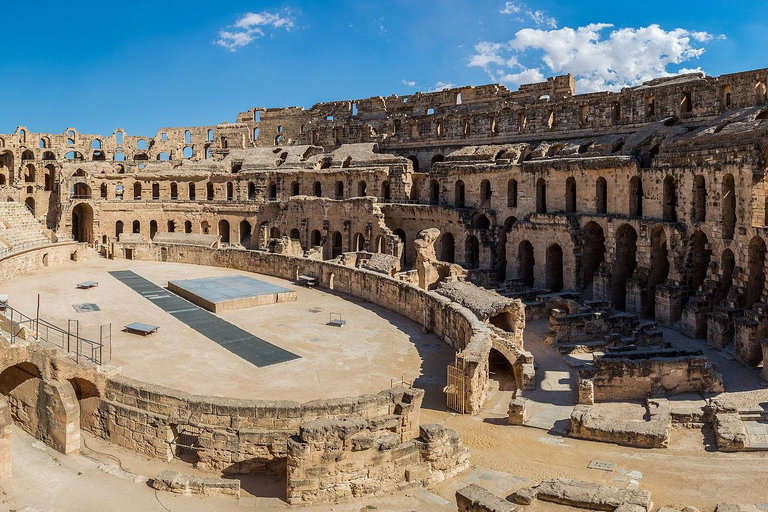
{"left": 2, "top": 304, "right": 105, "bottom": 365}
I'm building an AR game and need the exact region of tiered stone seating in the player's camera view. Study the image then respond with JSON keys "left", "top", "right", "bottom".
{"left": 0, "top": 202, "right": 53, "bottom": 256}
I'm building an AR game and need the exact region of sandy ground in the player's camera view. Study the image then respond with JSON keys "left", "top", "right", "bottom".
{"left": 0, "top": 254, "right": 453, "bottom": 401}
{"left": 4, "top": 253, "right": 768, "bottom": 510}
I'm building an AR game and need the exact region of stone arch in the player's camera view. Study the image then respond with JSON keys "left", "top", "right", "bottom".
{"left": 67, "top": 377, "right": 100, "bottom": 431}
{"left": 149, "top": 220, "right": 158, "bottom": 240}
{"left": 218, "top": 219, "right": 230, "bottom": 244}
{"left": 331, "top": 231, "right": 344, "bottom": 259}
{"left": 429, "top": 179, "right": 439, "bottom": 204}
{"left": 565, "top": 177, "right": 576, "bottom": 212}
{"left": 595, "top": 177, "right": 607, "bottom": 214}
{"left": 313, "top": 181, "right": 322, "bottom": 197}
{"left": 465, "top": 235, "right": 480, "bottom": 269}
{"left": 714, "top": 248, "right": 735, "bottom": 305}
{"left": 473, "top": 213, "right": 490, "bottom": 230}
{"left": 518, "top": 241, "right": 535, "bottom": 287}
{"left": 311, "top": 230, "right": 322, "bottom": 247}
{"left": 546, "top": 244, "right": 564, "bottom": 292}
{"left": 612, "top": 224, "right": 638, "bottom": 309}
{"left": 71, "top": 203, "right": 93, "bottom": 243}
{"left": 581, "top": 221, "right": 605, "bottom": 297}
{"left": 454, "top": 180, "right": 465, "bottom": 208}
{"left": 507, "top": 179, "right": 518, "bottom": 208}
{"left": 440, "top": 233, "right": 455, "bottom": 263}
{"left": 353, "top": 233, "right": 365, "bottom": 252}
{"left": 686, "top": 230, "right": 711, "bottom": 302}
{"left": 480, "top": 179, "right": 491, "bottom": 207}
{"left": 240, "top": 220, "right": 252, "bottom": 247}
{"left": 647, "top": 225, "right": 670, "bottom": 317}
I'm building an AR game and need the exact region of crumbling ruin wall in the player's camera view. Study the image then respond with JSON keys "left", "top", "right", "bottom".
{"left": 287, "top": 422, "right": 469, "bottom": 504}
{"left": 579, "top": 351, "right": 723, "bottom": 403}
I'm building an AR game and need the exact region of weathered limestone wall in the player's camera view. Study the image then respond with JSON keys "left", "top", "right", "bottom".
{"left": 570, "top": 399, "right": 671, "bottom": 448}
{"left": 0, "top": 396, "right": 11, "bottom": 478}
{"left": 287, "top": 422, "right": 469, "bottom": 505}
{"left": 579, "top": 352, "right": 723, "bottom": 402}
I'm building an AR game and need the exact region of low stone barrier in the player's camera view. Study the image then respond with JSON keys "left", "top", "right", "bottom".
{"left": 514, "top": 477, "right": 653, "bottom": 511}
{"left": 152, "top": 470, "right": 240, "bottom": 496}
{"left": 570, "top": 399, "right": 671, "bottom": 449}
{"left": 456, "top": 484, "right": 518, "bottom": 512}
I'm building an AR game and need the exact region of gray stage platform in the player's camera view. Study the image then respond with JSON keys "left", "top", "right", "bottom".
{"left": 167, "top": 275, "right": 297, "bottom": 313}
{"left": 109, "top": 270, "right": 299, "bottom": 367}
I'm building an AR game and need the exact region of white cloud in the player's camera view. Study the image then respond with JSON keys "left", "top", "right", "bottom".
{"left": 469, "top": 23, "right": 725, "bottom": 92}
{"left": 429, "top": 81, "right": 457, "bottom": 92}
{"left": 499, "top": 1, "right": 557, "bottom": 28}
{"left": 402, "top": 79, "right": 417, "bottom": 87}
{"left": 216, "top": 10, "right": 295, "bottom": 51}
{"left": 500, "top": 2, "right": 521, "bottom": 14}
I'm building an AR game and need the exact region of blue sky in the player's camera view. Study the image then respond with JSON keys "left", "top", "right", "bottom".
{"left": 0, "top": 0, "right": 764, "bottom": 136}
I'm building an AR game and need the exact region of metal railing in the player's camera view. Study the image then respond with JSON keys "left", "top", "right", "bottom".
{"left": 3, "top": 304, "right": 109, "bottom": 365}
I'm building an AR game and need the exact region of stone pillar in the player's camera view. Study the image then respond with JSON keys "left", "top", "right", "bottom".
{"left": 508, "top": 397, "right": 529, "bottom": 425}
{"left": 578, "top": 377, "right": 594, "bottom": 405}
{"left": 626, "top": 273, "right": 647, "bottom": 316}
{"left": 0, "top": 396, "right": 12, "bottom": 478}
{"left": 681, "top": 296, "right": 709, "bottom": 338}
{"left": 734, "top": 312, "right": 765, "bottom": 366}
{"left": 38, "top": 380, "right": 80, "bottom": 456}
{"left": 707, "top": 307, "right": 737, "bottom": 349}
{"left": 655, "top": 283, "right": 682, "bottom": 325}
{"left": 761, "top": 340, "right": 768, "bottom": 382}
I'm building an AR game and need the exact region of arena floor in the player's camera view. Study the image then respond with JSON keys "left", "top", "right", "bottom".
{"left": 0, "top": 253, "right": 453, "bottom": 401}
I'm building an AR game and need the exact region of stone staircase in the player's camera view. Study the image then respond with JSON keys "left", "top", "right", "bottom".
{"left": 0, "top": 202, "right": 55, "bottom": 256}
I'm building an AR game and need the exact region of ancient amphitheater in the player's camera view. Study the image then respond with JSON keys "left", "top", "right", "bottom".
{"left": 0, "top": 69, "right": 767, "bottom": 511}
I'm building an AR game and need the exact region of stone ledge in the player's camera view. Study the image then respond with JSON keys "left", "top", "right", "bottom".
{"left": 151, "top": 470, "right": 240, "bottom": 496}
{"left": 456, "top": 484, "right": 518, "bottom": 512}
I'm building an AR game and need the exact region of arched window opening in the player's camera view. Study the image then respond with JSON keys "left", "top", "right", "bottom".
{"left": 226, "top": 182, "right": 234, "bottom": 201}
{"left": 480, "top": 179, "right": 491, "bottom": 207}
{"left": 132, "top": 220, "right": 140, "bottom": 233}
{"left": 465, "top": 235, "right": 480, "bottom": 269}
{"left": 133, "top": 182, "right": 142, "bottom": 200}
{"left": 596, "top": 177, "right": 607, "bottom": 214}
{"left": 507, "top": 179, "right": 518, "bottom": 208}
{"left": 314, "top": 181, "right": 322, "bottom": 197}
{"left": 268, "top": 182, "right": 277, "bottom": 201}
{"left": 629, "top": 176, "right": 643, "bottom": 217}
{"left": 189, "top": 182, "right": 196, "bottom": 200}
{"left": 407, "top": 156, "right": 419, "bottom": 173}
{"left": 663, "top": 175, "right": 677, "bottom": 221}
{"left": 565, "top": 177, "right": 576, "bottom": 213}
{"left": 115, "top": 221, "right": 124, "bottom": 237}
{"left": 152, "top": 183, "right": 160, "bottom": 200}
{"left": 382, "top": 180, "right": 391, "bottom": 201}
{"left": 454, "top": 180, "right": 465, "bottom": 208}
{"left": 218, "top": 220, "right": 230, "bottom": 244}
{"left": 240, "top": 221, "right": 252, "bottom": 247}
{"left": 536, "top": 178, "right": 547, "bottom": 213}
{"left": 150, "top": 220, "right": 158, "bottom": 240}
{"left": 100, "top": 183, "right": 108, "bottom": 199}
{"left": 207, "top": 182, "right": 214, "bottom": 201}
{"left": 291, "top": 181, "right": 299, "bottom": 196}
{"left": 722, "top": 174, "right": 736, "bottom": 239}
{"left": 184, "top": 220, "right": 192, "bottom": 233}
{"left": 518, "top": 241, "right": 535, "bottom": 287}
{"left": 311, "top": 230, "right": 322, "bottom": 247}
{"left": 612, "top": 224, "right": 638, "bottom": 310}
{"left": 430, "top": 180, "right": 439, "bottom": 205}
{"left": 170, "top": 182, "right": 178, "bottom": 200}
{"left": 358, "top": 181, "right": 367, "bottom": 197}
{"left": 546, "top": 244, "right": 564, "bottom": 292}
{"left": 440, "top": 233, "right": 455, "bottom": 263}
{"left": 693, "top": 175, "right": 706, "bottom": 222}
{"left": 335, "top": 181, "right": 344, "bottom": 199}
